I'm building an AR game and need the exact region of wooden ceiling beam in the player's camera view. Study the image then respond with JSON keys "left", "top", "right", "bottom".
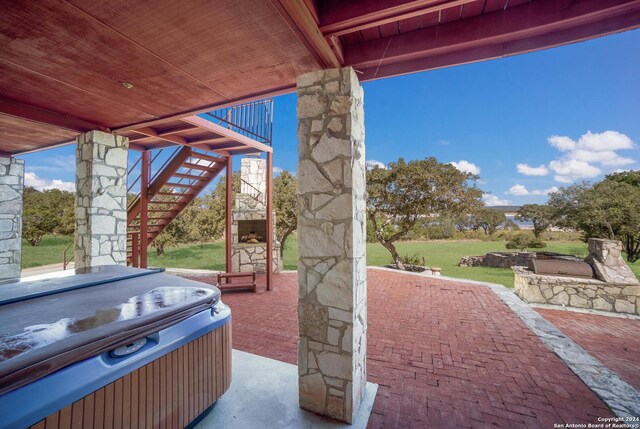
{"left": 128, "top": 125, "right": 196, "bottom": 143}
{"left": 0, "top": 97, "right": 108, "bottom": 133}
{"left": 356, "top": 4, "right": 640, "bottom": 80}
{"left": 187, "top": 136, "right": 229, "bottom": 145}
{"left": 345, "top": 0, "right": 640, "bottom": 70}
{"left": 131, "top": 127, "right": 188, "bottom": 146}
{"left": 320, "top": 0, "right": 476, "bottom": 37}
{"left": 272, "top": 0, "right": 342, "bottom": 68}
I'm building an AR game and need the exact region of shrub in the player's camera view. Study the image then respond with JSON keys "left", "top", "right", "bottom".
{"left": 400, "top": 253, "right": 426, "bottom": 267}
{"left": 505, "top": 233, "right": 547, "bottom": 251}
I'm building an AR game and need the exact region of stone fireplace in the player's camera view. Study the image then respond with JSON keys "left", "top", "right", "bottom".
{"left": 231, "top": 158, "right": 282, "bottom": 273}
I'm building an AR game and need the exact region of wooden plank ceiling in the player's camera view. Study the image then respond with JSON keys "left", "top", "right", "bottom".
{"left": 1, "top": 0, "right": 639, "bottom": 154}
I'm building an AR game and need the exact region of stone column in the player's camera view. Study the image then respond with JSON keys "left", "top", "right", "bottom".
{"left": 296, "top": 67, "right": 367, "bottom": 423}
{"left": 586, "top": 238, "right": 640, "bottom": 285}
{"left": 75, "top": 131, "right": 129, "bottom": 268}
{"left": 0, "top": 157, "right": 24, "bottom": 280}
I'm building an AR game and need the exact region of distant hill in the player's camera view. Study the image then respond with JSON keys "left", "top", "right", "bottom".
{"left": 489, "top": 205, "right": 521, "bottom": 213}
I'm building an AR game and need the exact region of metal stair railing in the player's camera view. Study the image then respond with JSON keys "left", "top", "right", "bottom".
{"left": 240, "top": 178, "right": 265, "bottom": 206}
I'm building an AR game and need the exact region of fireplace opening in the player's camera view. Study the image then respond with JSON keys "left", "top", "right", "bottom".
{"left": 237, "top": 220, "right": 267, "bottom": 244}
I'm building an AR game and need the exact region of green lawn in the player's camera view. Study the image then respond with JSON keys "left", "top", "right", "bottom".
{"left": 21, "top": 235, "right": 74, "bottom": 268}
{"left": 23, "top": 235, "right": 640, "bottom": 288}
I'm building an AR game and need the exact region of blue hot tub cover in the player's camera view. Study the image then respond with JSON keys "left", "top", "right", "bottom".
{"left": 0, "top": 265, "right": 221, "bottom": 395}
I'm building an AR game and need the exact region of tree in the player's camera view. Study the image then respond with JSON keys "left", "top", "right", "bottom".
{"left": 367, "top": 157, "right": 483, "bottom": 270}
{"left": 23, "top": 207, "right": 58, "bottom": 246}
{"left": 548, "top": 179, "right": 640, "bottom": 262}
{"left": 474, "top": 208, "right": 506, "bottom": 235}
{"left": 516, "top": 204, "right": 552, "bottom": 238}
{"left": 605, "top": 170, "right": 640, "bottom": 187}
{"left": 547, "top": 182, "right": 591, "bottom": 230}
{"left": 504, "top": 218, "right": 520, "bottom": 231}
{"left": 22, "top": 187, "right": 75, "bottom": 244}
{"left": 603, "top": 171, "right": 640, "bottom": 261}
{"left": 505, "top": 233, "right": 546, "bottom": 251}
{"left": 273, "top": 171, "right": 297, "bottom": 258}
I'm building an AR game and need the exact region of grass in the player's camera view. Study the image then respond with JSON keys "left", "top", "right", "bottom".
{"left": 23, "top": 235, "right": 640, "bottom": 288}
{"left": 21, "top": 235, "right": 74, "bottom": 269}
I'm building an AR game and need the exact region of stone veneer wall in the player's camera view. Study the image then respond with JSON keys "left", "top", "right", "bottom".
{"left": 0, "top": 157, "right": 24, "bottom": 280}
{"left": 296, "top": 67, "right": 367, "bottom": 423}
{"left": 460, "top": 252, "right": 580, "bottom": 268}
{"left": 514, "top": 239, "right": 640, "bottom": 315}
{"left": 240, "top": 158, "right": 266, "bottom": 206}
{"left": 231, "top": 209, "right": 281, "bottom": 273}
{"left": 513, "top": 267, "right": 639, "bottom": 315}
{"left": 75, "top": 131, "right": 129, "bottom": 268}
{"left": 585, "top": 238, "right": 640, "bottom": 285}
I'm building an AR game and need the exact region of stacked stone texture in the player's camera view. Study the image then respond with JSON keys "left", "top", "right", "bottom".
{"left": 585, "top": 238, "right": 640, "bottom": 285}
{"left": 75, "top": 131, "right": 129, "bottom": 268}
{"left": 0, "top": 157, "right": 24, "bottom": 280}
{"left": 231, "top": 158, "right": 282, "bottom": 273}
{"left": 460, "top": 252, "right": 581, "bottom": 268}
{"left": 231, "top": 209, "right": 282, "bottom": 273}
{"left": 240, "top": 158, "right": 266, "bottom": 206}
{"left": 296, "top": 67, "right": 367, "bottom": 423}
{"left": 514, "top": 239, "right": 639, "bottom": 315}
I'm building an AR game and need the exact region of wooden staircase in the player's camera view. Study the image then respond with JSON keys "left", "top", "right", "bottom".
{"left": 127, "top": 146, "right": 226, "bottom": 265}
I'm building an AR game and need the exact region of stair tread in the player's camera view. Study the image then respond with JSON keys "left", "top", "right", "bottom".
{"left": 165, "top": 182, "right": 200, "bottom": 188}
{"left": 181, "top": 162, "right": 218, "bottom": 172}
{"left": 190, "top": 153, "right": 225, "bottom": 163}
{"left": 173, "top": 172, "right": 206, "bottom": 180}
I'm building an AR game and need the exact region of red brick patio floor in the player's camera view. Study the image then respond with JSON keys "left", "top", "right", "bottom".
{"left": 192, "top": 269, "right": 614, "bottom": 428}
{"left": 537, "top": 308, "right": 640, "bottom": 392}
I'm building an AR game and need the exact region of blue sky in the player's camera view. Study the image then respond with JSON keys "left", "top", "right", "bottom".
{"left": 20, "top": 29, "right": 640, "bottom": 206}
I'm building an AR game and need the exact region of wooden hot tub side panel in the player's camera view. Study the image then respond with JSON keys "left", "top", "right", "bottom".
{"left": 30, "top": 323, "right": 232, "bottom": 429}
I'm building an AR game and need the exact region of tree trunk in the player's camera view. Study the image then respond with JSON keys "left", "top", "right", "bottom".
{"left": 279, "top": 230, "right": 292, "bottom": 259}
{"left": 532, "top": 221, "right": 540, "bottom": 238}
{"left": 383, "top": 240, "right": 405, "bottom": 270}
{"left": 626, "top": 234, "right": 640, "bottom": 263}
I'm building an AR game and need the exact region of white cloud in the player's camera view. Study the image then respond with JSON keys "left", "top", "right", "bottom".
{"left": 548, "top": 159, "right": 602, "bottom": 180}
{"left": 506, "top": 184, "right": 558, "bottom": 196}
{"left": 273, "top": 166, "right": 283, "bottom": 175}
{"left": 449, "top": 160, "right": 480, "bottom": 175}
{"left": 569, "top": 149, "right": 635, "bottom": 167}
{"left": 505, "top": 184, "right": 529, "bottom": 196}
{"left": 366, "top": 160, "right": 387, "bottom": 170}
{"left": 554, "top": 175, "right": 574, "bottom": 184}
{"left": 545, "top": 131, "right": 636, "bottom": 183}
{"left": 548, "top": 135, "right": 576, "bottom": 152}
{"left": 578, "top": 130, "right": 634, "bottom": 151}
{"left": 483, "top": 194, "right": 511, "bottom": 206}
{"left": 25, "top": 172, "right": 75, "bottom": 192}
{"left": 517, "top": 163, "right": 549, "bottom": 176}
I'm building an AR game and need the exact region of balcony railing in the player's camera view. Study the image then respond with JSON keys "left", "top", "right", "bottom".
{"left": 204, "top": 98, "right": 273, "bottom": 145}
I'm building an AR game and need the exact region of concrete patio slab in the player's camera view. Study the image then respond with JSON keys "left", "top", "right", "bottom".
{"left": 21, "top": 263, "right": 71, "bottom": 278}
{"left": 195, "top": 350, "right": 378, "bottom": 429}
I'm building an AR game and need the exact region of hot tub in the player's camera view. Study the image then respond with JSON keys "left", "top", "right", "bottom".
{"left": 0, "top": 265, "right": 231, "bottom": 429}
